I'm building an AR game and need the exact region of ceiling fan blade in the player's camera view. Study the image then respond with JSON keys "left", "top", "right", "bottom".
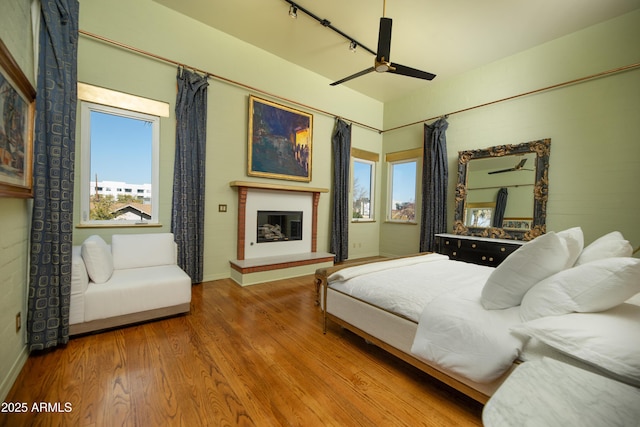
{"left": 376, "top": 17, "right": 392, "bottom": 63}
{"left": 488, "top": 168, "right": 515, "bottom": 175}
{"left": 330, "top": 67, "right": 375, "bottom": 86}
{"left": 388, "top": 63, "right": 436, "bottom": 81}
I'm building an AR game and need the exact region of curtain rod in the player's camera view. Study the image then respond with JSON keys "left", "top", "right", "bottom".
{"left": 78, "top": 29, "right": 383, "bottom": 133}
{"left": 79, "top": 30, "right": 640, "bottom": 136}
{"left": 382, "top": 62, "right": 640, "bottom": 134}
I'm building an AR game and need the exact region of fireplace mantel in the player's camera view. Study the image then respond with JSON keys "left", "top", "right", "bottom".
{"left": 229, "top": 180, "right": 333, "bottom": 285}
{"left": 229, "top": 181, "right": 329, "bottom": 194}
{"left": 229, "top": 180, "right": 329, "bottom": 261}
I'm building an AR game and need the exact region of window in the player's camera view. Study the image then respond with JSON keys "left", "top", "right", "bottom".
{"left": 80, "top": 102, "right": 159, "bottom": 224}
{"left": 351, "top": 148, "right": 379, "bottom": 222}
{"left": 352, "top": 159, "right": 374, "bottom": 220}
{"left": 386, "top": 149, "right": 421, "bottom": 223}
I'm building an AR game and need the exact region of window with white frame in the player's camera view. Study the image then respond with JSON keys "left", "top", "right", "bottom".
{"left": 80, "top": 102, "right": 160, "bottom": 225}
{"left": 387, "top": 149, "right": 421, "bottom": 223}
{"left": 352, "top": 159, "right": 374, "bottom": 220}
{"left": 351, "top": 148, "right": 379, "bottom": 221}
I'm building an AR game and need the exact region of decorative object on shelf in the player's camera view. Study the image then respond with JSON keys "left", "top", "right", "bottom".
{"left": 454, "top": 139, "right": 550, "bottom": 241}
{"left": 248, "top": 95, "right": 313, "bottom": 182}
{"left": 0, "top": 39, "right": 35, "bottom": 198}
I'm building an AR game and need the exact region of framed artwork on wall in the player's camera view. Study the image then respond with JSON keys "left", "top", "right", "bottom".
{"left": 248, "top": 95, "right": 313, "bottom": 182}
{"left": 0, "top": 39, "right": 35, "bottom": 198}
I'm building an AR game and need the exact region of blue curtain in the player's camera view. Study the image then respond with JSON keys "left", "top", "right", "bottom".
{"left": 493, "top": 187, "right": 508, "bottom": 227}
{"left": 171, "top": 68, "right": 209, "bottom": 283}
{"left": 419, "top": 118, "right": 449, "bottom": 253}
{"left": 28, "top": 0, "right": 79, "bottom": 350}
{"left": 330, "top": 119, "right": 351, "bottom": 263}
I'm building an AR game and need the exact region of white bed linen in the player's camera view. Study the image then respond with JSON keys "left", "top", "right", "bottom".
{"left": 411, "top": 285, "right": 524, "bottom": 383}
{"left": 328, "top": 255, "right": 494, "bottom": 322}
{"left": 328, "top": 253, "right": 449, "bottom": 282}
{"left": 328, "top": 255, "right": 524, "bottom": 383}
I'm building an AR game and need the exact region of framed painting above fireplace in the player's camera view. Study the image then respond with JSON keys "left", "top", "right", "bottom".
{"left": 248, "top": 95, "right": 313, "bottom": 182}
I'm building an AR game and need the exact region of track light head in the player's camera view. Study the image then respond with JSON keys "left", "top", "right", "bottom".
{"left": 349, "top": 41, "right": 357, "bottom": 53}
{"left": 289, "top": 5, "right": 297, "bottom": 18}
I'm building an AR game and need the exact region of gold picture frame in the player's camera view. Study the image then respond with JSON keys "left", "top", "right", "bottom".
{"left": 248, "top": 95, "right": 313, "bottom": 182}
{"left": 0, "top": 39, "right": 35, "bottom": 198}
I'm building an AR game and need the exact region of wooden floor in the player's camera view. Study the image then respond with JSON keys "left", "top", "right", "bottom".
{"left": 2, "top": 275, "right": 483, "bottom": 426}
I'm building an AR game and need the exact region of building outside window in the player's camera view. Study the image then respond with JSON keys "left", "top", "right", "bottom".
{"left": 386, "top": 148, "right": 421, "bottom": 223}
{"left": 351, "top": 148, "right": 379, "bottom": 222}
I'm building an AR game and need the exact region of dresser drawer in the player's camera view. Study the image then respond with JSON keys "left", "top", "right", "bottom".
{"left": 435, "top": 234, "right": 522, "bottom": 267}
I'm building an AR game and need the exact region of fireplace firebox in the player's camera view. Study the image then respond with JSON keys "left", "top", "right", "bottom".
{"left": 257, "top": 210, "right": 303, "bottom": 243}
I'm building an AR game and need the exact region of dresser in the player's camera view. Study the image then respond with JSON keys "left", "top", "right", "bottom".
{"left": 434, "top": 233, "right": 524, "bottom": 267}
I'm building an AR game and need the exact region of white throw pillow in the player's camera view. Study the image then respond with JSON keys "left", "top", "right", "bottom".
{"left": 556, "top": 227, "right": 584, "bottom": 265}
{"left": 575, "top": 231, "right": 633, "bottom": 266}
{"left": 512, "top": 304, "right": 640, "bottom": 386}
{"left": 81, "top": 235, "right": 114, "bottom": 284}
{"left": 481, "top": 228, "right": 583, "bottom": 310}
{"left": 520, "top": 257, "right": 640, "bottom": 321}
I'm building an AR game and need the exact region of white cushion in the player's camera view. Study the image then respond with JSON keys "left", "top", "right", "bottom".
{"left": 575, "top": 231, "right": 633, "bottom": 266}
{"left": 111, "top": 233, "right": 177, "bottom": 270}
{"left": 557, "top": 227, "right": 584, "bottom": 265}
{"left": 81, "top": 235, "right": 114, "bottom": 284}
{"left": 520, "top": 257, "right": 640, "bottom": 321}
{"left": 83, "top": 265, "right": 191, "bottom": 322}
{"left": 71, "top": 246, "right": 89, "bottom": 295}
{"left": 512, "top": 304, "right": 640, "bottom": 386}
{"left": 481, "top": 228, "right": 583, "bottom": 310}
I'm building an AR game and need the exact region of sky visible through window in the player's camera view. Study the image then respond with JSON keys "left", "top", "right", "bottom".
{"left": 353, "top": 161, "right": 371, "bottom": 192}
{"left": 90, "top": 111, "right": 152, "bottom": 185}
{"left": 353, "top": 161, "right": 416, "bottom": 203}
{"left": 391, "top": 161, "right": 416, "bottom": 205}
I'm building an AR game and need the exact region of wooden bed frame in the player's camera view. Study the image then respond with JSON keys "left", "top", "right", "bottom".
{"left": 315, "top": 256, "right": 513, "bottom": 404}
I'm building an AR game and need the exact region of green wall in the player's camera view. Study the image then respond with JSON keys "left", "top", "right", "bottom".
{"left": 380, "top": 9, "right": 640, "bottom": 256}
{"left": 75, "top": 0, "right": 384, "bottom": 279}
{"left": 0, "top": 0, "right": 33, "bottom": 401}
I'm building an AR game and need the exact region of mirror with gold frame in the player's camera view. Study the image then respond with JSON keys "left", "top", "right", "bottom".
{"left": 453, "top": 139, "right": 550, "bottom": 241}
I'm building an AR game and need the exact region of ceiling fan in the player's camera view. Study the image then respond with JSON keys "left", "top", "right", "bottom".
{"left": 488, "top": 158, "right": 533, "bottom": 175}
{"left": 330, "top": 1, "right": 436, "bottom": 86}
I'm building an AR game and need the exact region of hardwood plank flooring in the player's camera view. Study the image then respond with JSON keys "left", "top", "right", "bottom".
{"left": 2, "top": 275, "right": 483, "bottom": 426}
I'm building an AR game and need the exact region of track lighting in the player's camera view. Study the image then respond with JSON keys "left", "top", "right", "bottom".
{"left": 282, "top": 0, "right": 376, "bottom": 56}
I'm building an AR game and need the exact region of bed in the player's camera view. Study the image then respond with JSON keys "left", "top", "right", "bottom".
{"left": 316, "top": 228, "right": 640, "bottom": 403}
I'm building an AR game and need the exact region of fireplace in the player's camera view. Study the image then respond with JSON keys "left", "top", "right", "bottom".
{"left": 257, "top": 210, "right": 303, "bottom": 243}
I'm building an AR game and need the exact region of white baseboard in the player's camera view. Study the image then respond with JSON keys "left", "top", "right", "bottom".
{"left": 0, "top": 345, "right": 28, "bottom": 401}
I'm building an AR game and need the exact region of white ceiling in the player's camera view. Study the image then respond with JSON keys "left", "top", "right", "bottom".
{"left": 153, "top": 0, "right": 640, "bottom": 102}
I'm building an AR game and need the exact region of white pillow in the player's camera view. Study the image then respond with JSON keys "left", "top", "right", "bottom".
{"left": 81, "top": 235, "right": 114, "bottom": 284}
{"left": 520, "top": 257, "right": 640, "bottom": 321}
{"left": 481, "top": 228, "right": 583, "bottom": 310}
{"left": 575, "top": 231, "right": 633, "bottom": 266}
{"left": 556, "top": 226, "right": 584, "bottom": 265}
{"left": 512, "top": 304, "right": 640, "bottom": 386}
